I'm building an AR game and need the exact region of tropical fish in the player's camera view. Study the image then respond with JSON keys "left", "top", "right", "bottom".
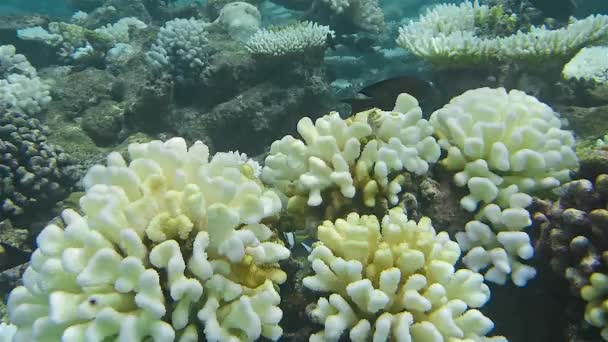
{"left": 341, "top": 75, "right": 435, "bottom": 114}
{"left": 0, "top": 242, "right": 31, "bottom": 272}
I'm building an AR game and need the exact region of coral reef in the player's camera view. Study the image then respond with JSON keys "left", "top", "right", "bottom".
{"left": 1, "top": 0, "right": 608, "bottom": 340}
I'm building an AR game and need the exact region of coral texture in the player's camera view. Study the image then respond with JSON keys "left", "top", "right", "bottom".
{"left": 430, "top": 87, "right": 578, "bottom": 286}
{"left": 0, "top": 45, "right": 51, "bottom": 115}
{"left": 146, "top": 18, "right": 210, "bottom": 83}
{"left": 303, "top": 207, "right": 503, "bottom": 341}
{"left": 262, "top": 93, "right": 440, "bottom": 210}
{"left": 3, "top": 138, "right": 290, "bottom": 341}
{"left": 0, "top": 111, "right": 79, "bottom": 221}
{"left": 397, "top": 1, "right": 608, "bottom": 65}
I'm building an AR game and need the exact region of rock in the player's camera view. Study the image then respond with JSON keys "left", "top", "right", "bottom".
{"left": 558, "top": 104, "right": 608, "bottom": 139}
{"left": 80, "top": 100, "right": 125, "bottom": 146}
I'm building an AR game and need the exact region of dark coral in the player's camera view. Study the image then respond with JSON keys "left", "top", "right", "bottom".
{"left": 0, "top": 111, "right": 80, "bottom": 223}
{"left": 534, "top": 175, "right": 608, "bottom": 294}
{"left": 532, "top": 175, "right": 608, "bottom": 340}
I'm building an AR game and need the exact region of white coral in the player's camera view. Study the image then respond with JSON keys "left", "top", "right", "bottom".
{"left": 246, "top": 21, "right": 334, "bottom": 57}
{"left": 430, "top": 87, "right": 578, "bottom": 285}
{"left": 4, "top": 138, "right": 289, "bottom": 341}
{"left": 0, "top": 45, "right": 51, "bottom": 115}
{"left": 397, "top": 1, "right": 608, "bottom": 65}
{"left": 262, "top": 93, "right": 440, "bottom": 208}
{"left": 303, "top": 207, "right": 503, "bottom": 342}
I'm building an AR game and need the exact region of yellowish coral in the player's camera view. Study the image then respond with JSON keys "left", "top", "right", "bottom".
{"left": 262, "top": 93, "right": 440, "bottom": 214}
{"left": 581, "top": 273, "right": 608, "bottom": 340}
{"left": 4, "top": 138, "right": 289, "bottom": 342}
{"left": 303, "top": 207, "right": 503, "bottom": 341}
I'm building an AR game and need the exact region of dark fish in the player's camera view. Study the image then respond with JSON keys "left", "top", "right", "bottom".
{"left": 529, "top": 0, "right": 576, "bottom": 21}
{"left": 341, "top": 76, "right": 435, "bottom": 114}
{"left": 0, "top": 242, "right": 31, "bottom": 272}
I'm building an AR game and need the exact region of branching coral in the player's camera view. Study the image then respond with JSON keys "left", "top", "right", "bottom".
{"left": 262, "top": 93, "right": 440, "bottom": 212}
{"left": 303, "top": 207, "right": 504, "bottom": 341}
{"left": 3, "top": 138, "right": 290, "bottom": 341}
{"left": 246, "top": 21, "right": 334, "bottom": 58}
{"left": 430, "top": 87, "right": 578, "bottom": 286}
{"left": 396, "top": 0, "right": 608, "bottom": 66}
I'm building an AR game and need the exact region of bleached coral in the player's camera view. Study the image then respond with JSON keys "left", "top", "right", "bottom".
{"left": 17, "top": 18, "right": 146, "bottom": 64}
{"left": 429, "top": 87, "right": 578, "bottom": 285}
{"left": 303, "top": 207, "right": 504, "bottom": 342}
{"left": 262, "top": 93, "right": 440, "bottom": 209}
{"left": 146, "top": 18, "right": 209, "bottom": 83}
{"left": 397, "top": 1, "right": 608, "bottom": 65}
{"left": 499, "top": 14, "right": 608, "bottom": 61}
{"left": 213, "top": 1, "right": 261, "bottom": 42}
{"left": 16, "top": 26, "right": 62, "bottom": 45}
{"left": 94, "top": 17, "right": 148, "bottom": 43}
{"left": 0, "top": 45, "right": 51, "bottom": 115}
{"left": 562, "top": 45, "right": 608, "bottom": 84}
{"left": 396, "top": 1, "right": 498, "bottom": 65}
{"left": 246, "top": 21, "right": 334, "bottom": 57}
{"left": 3, "top": 138, "right": 290, "bottom": 341}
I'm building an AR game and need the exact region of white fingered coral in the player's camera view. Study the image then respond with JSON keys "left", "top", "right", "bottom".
{"left": 95, "top": 17, "right": 148, "bottom": 43}
{"left": 0, "top": 45, "right": 51, "bottom": 115}
{"left": 397, "top": 1, "right": 608, "bottom": 65}
{"left": 146, "top": 18, "right": 209, "bottom": 83}
{"left": 430, "top": 87, "right": 578, "bottom": 285}
{"left": 262, "top": 93, "right": 440, "bottom": 209}
{"left": 303, "top": 207, "right": 504, "bottom": 342}
{"left": 3, "top": 138, "right": 290, "bottom": 341}
{"left": 246, "top": 21, "right": 334, "bottom": 57}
